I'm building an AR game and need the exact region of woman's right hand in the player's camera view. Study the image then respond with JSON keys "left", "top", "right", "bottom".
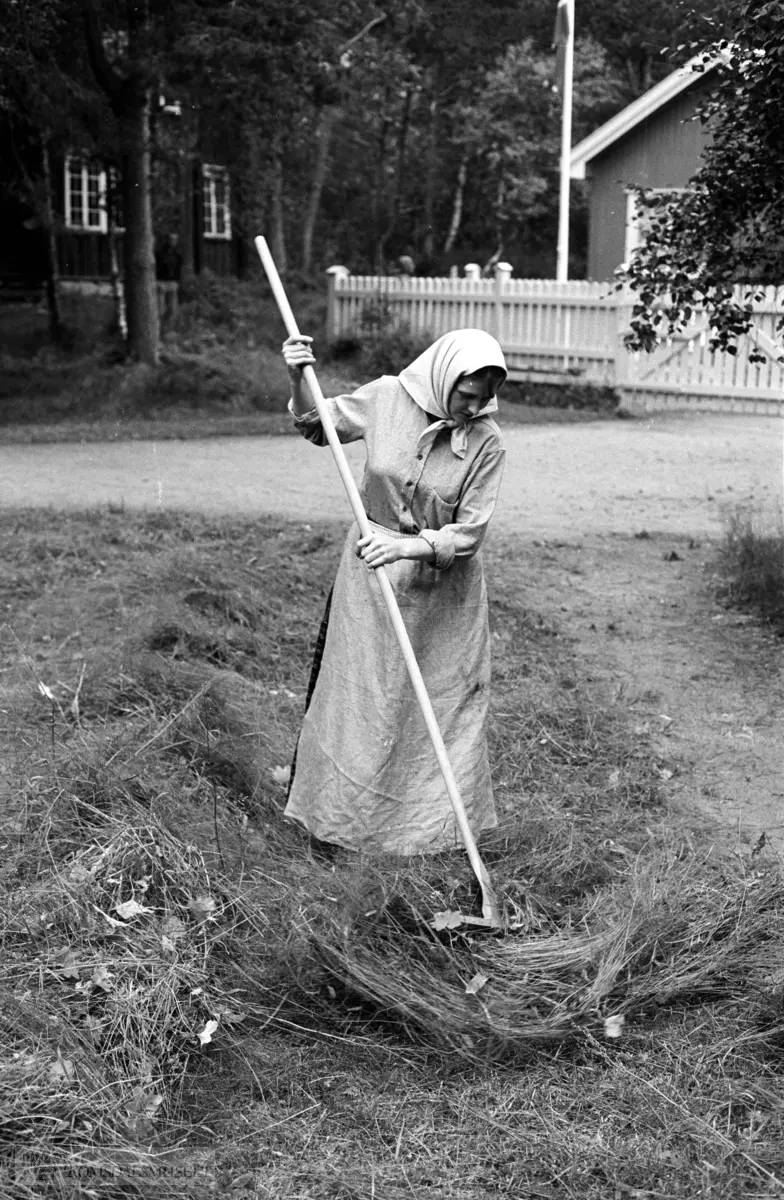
{"left": 282, "top": 335, "right": 315, "bottom": 381}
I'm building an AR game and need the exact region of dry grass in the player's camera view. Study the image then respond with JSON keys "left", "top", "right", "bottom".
{"left": 718, "top": 506, "right": 784, "bottom": 630}
{"left": 1, "top": 508, "right": 784, "bottom": 1197}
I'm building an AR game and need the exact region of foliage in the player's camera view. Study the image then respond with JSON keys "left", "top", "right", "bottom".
{"left": 618, "top": 1, "right": 784, "bottom": 355}
{"left": 718, "top": 506, "right": 784, "bottom": 629}
{"left": 453, "top": 37, "right": 624, "bottom": 255}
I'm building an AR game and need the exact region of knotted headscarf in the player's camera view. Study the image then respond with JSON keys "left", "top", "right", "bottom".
{"left": 398, "top": 329, "right": 507, "bottom": 458}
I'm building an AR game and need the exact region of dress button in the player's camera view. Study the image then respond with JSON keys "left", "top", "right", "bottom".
{"left": 402, "top": 505, "right": 407, "bottom": 511}
{"left": 405, "top": 480, "right": 413, "bottom": 487}
{"left": 417, "top": 453, "right": 423, "bottom": 460}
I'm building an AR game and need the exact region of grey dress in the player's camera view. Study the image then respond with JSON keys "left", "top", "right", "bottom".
{"left": 284, "top": 376, "right": 505, "bottom": 854}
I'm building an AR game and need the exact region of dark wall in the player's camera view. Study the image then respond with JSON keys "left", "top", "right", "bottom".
{"left": 585, "top": 80, "right": 714, "bottom": 280}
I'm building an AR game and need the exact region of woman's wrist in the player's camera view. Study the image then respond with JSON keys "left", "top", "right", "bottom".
{"left": 404, "top": 537, "right": 436, "bottom": 563}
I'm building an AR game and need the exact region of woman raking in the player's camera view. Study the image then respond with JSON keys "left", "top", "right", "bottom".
{"left": 281, "top": 328, "right": 507, "bottom": 854}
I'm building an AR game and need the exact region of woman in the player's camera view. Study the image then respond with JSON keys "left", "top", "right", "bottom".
{"left": 282, "top": 328, "right": 507, "bottom": 855}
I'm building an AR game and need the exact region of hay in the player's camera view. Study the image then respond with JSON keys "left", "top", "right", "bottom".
{"left": 293, "top": 850, "right": 784, "bottom": 1061}
{"left": 1, "top": 782, "right": 271, "bottom": 1198}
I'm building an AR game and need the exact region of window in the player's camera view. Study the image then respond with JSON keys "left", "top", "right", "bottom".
{"left": 624, "top": 188, "right": 687, "bottom": 262}
{"left": 64, "top": 157, "right": 123, "bottom": 233}
{"left": 202, "top": 164, "right": 231, "bottom": 240}
{"left": 65, "top": 157, "right": 107, "bottom": 232}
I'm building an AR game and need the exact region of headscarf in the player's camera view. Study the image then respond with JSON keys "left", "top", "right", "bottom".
{"left": 398, "top": 329, "right": 507, "bottom": 458}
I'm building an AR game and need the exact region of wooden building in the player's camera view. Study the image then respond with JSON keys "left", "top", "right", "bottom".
{"left": 58, "top": 153, "right": 240, "bottom": 282}
{"left": 570, "top": 56, "right": 718, "bottom": 281}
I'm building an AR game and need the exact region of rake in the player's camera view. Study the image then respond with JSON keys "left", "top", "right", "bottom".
{"left": 255, "top": 235, "right": 502, "bottom": 928}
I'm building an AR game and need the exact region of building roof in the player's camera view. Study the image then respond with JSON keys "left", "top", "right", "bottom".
{"left": 570, "top": 53, "right": 719, "bottom": 179}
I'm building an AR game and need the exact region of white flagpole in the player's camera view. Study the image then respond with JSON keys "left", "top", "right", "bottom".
{"left": 556, "top": 0, "right": 574, "bottom": 282}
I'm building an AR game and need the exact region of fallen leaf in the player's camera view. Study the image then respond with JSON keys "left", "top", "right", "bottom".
{"left": 67, "top": 863, "right": 91, "bottom": 887}
{"left": 608, "top": 768, "right": 621, "bottom": 789}
{"left": 162, "top": 915, "right": 187, "bottom": 941}
{"left": 60, "top": 950, "right": 81, "bottom": 980}
{"left": 161, "top": 935, "right": 176, "bottom": 954}
{"left": 49, "top": 1048, "right": 75, "bottom": 1082}
{"left": 92, "top": 965, "right": 113, "bottom": 992}
{"left": 95, "top": 906, "right": 126, "bottom": 929}
{"left": 197, "top": 1019, "right": 219, "bottom": 1046}
{"left": 188, "top": 895, "right": 217, "bottom": 924}
{"left": 431, "top": 910, "right": 465, "bottom": 931}
{"left": 38, "top": 681, "right": 56, "bottom": 702}
{"left": 271, "top": 764, "right": 291, "bottom": 786}
{"left": 751, "top": 832, "right": 768, "bottom": 858}
{"left": 219, "top": 1009, "right": 247, "bottom": 1026}
{"left": 127, "top": 1090, "right": 165, "bottom": 1118}
{"left": 656, "top": 767, "right": 674, "bottom": 782}
{"left": 465, "top": 973, "right": 489, "bottom": 995}
{"left": 115, "top": 898, "right": 154, "bottom": 920}
{"left": 604, "top": 1014, "right": 625, "bottom": 1039}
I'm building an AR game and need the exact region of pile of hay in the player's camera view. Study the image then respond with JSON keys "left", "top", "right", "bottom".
{"left": 287, "top": 846, "right": 784, "bottom": 1061}
{"left": 1, "top": 782, "right": 272, "bottom": 1198}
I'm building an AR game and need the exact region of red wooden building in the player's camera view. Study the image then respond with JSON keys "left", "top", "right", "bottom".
{"left": 570, "top": 56, "right": 718, "bottom": 281}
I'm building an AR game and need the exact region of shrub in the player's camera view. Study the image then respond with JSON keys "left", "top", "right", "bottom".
{"left": 505, "top": 378, "right": 619, "bottom": 412}
{"left": 718, "top": 506, "right": 784, "bottom": 627}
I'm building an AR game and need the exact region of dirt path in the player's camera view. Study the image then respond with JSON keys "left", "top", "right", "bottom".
{"left": 1, "top": 411, "right": 782, "bottom": 840}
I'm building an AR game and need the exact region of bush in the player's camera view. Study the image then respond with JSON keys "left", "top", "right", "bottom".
{"left": 358, "top": 323, "right": 435, "bottom": 378}
{"left": 718, "top": 506, "right": 784, "bottom": 627}
{"left": 505, "top": 378, "right": 619, "bottom": 412}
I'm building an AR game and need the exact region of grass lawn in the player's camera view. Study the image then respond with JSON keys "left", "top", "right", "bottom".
{"left": 2, "top": 507, "right": 784, "bottom": 1198}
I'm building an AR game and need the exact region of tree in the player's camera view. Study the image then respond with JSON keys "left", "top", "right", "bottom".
{"left": 450, "top": 37, "right": 624, "bottom": 268}
{"left": 618, "top": 1, "right": 784, "bottom": 356}
{"left": 80, "top": 0, "right": 161, "bottom": 365}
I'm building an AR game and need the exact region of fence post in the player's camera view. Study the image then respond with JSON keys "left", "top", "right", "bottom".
{"left": 494, "top": 262, "right": 512, "bottom": 343}
{"left": 463, "top": 263, "right": 481, "bottom": 280}
{"left": 325, "top": 264, "right": 350, "bottom": 342}
{"left": 614, "top": 285, "right": 634, "bottom": 396}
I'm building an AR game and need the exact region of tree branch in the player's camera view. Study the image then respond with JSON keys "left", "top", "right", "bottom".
{"left": 339, "top": 13, "right": 387, "bottom": 57}
{"left": 81, "top": 0, "right": 126, "bottom": 106}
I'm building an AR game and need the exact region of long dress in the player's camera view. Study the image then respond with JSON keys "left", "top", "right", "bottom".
{"left": 284, "top": 374, "right": 506, "bottom": 854}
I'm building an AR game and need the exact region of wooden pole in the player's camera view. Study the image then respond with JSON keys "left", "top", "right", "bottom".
{"left": 556, "top": 0, "right": 574, "bottom": 282}
{"left": 255, "top": 235, "right": 502, "bottom": 927}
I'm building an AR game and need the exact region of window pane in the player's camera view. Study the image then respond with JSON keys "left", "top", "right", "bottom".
{"left": 86, "top": 169, "right": 102, "bottom": 228}
{"left": 69, "top": 176, "right": 83, "bottom": 227}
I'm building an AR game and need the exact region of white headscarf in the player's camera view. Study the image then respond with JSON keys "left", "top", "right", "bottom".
{"left": 398, "top": 329, "right": 507, "bottom": 458}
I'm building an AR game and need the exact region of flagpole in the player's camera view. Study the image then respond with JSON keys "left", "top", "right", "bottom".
{"left": 556, "top": 0, "right": 574, "bottom": 282}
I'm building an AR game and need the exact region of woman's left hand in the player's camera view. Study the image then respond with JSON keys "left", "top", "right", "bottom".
{"left": 357, "top": 533, "right": 407, "bottom": 568}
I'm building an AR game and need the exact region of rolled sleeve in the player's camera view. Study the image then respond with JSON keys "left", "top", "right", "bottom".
{"left": 418, "top": 528, "right": 456, "bottom": 570}
{"left": 421, "top": 446, "right": 505, "bottom": 569}
{"left": 288, "top": 380, "right": 384, "bottom": 446}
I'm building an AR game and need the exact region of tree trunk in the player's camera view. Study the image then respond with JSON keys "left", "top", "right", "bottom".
{"left": 443, "top": 156, "right": 468, "bottom": 255}
{"left": 422, "top": 70, "right": 442, "bottom": 262}
{"left": 268, "top": 129, "right": 287, "bottom": 273}
{"left": 301, "top": 105, "right": 338, "bottom": 275}
{"left": 40, "top": 136, "right": 64, "bottom": 342}
{"left": 119, "top": 93, "right": 159, "bottom": 364}
{"left": 375, "top": 86, "right": 413, "bottom": 272}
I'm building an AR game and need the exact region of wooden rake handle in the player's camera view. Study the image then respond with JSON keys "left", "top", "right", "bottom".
{"left": 255, "top": 236, "right": 501, "bottom": 927}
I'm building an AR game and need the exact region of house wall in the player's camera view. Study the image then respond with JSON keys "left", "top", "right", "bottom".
{"left": 585, "top": 80, "right": 714, "bottom": 280}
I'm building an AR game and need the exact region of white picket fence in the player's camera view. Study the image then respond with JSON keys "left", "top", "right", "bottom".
{"left": 325, "top": 267, "right": 784, "bottom": 414}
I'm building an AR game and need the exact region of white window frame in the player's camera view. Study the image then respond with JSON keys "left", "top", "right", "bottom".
{"left": 624, "top": 187, "right": 687, "bottom": 262}
{"left": 64, "top": 155, "right": 108, "bottom": 233}
{"left": 202, "top": 164, "right": 232, "bottom": 241}
{"left": 64, "top": 156, "right": 124, "bottom": 234}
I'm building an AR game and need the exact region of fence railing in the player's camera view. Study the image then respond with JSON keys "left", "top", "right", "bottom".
{"left": 326, "top": 266, "right": 784, "bottom": 413}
